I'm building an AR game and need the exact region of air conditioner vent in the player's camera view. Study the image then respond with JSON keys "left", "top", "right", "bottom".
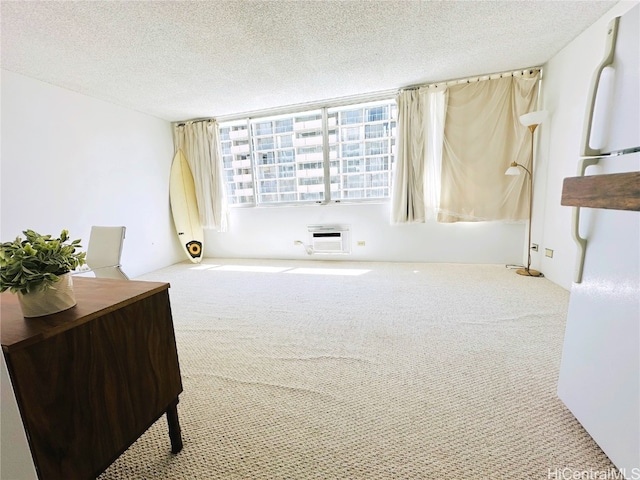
{"left": 308, "top": 225, "right": 350, "bottom": 254}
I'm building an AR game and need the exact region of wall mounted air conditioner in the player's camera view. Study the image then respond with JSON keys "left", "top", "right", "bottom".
{"left": 308, "top": 225, "right": 350, "bottom": 254}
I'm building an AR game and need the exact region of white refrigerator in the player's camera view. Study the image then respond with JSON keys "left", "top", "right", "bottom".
{"left": 557, "top": 3, "right": 640, "bottom": 477}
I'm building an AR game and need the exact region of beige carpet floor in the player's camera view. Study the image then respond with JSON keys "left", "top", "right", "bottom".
{"left": 98, "top": 259, "right": 615, "bottom": 479}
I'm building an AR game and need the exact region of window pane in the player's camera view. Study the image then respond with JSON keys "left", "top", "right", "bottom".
{"left": 279, "top": 178, "right": 296, "bottom": 190}
{"left": 250, "top": 110, "right": 325, "bottom": 203}
{"left": 278, "top": 149, "right": 295, "bottom": 163}
{"left": 341, "top": 109, "right": 363, "bottom": 125}
{"left": 256, "top": 137, "right": 274, "bottom": 151}
{"left": 342, "top": 127, "right": 361, "bottom": 141}
{"left": 342, "top": 143, "right": 362, "bottom": 157}
{"left": 345, "top": 174, "right": 365, "bottom": 188}
{"left": 279, "top": 193, "right": 297, "bottom": 202}
{"left": 257, "top": 166, "right": 276, "bottom": 179}
{"left": 365, "top": 123, "right": 387, "bottom": 139}
{"left": 219, "top": 121, "right": 254, "bottom": 205}
{"left": 277, "top": 135, "right": 293, "bottom": 148}
{"left": 344, "top": 158, "right": 364, "bottom": 173}
{"left": 259, "top": 193, "right": 278, "bottom": 203}
{"left": 328, "top": 100, "right": 396, "bottom": 200}
{"left": 369, "top": 172, "right": 389, "bottom": 187}
{"left": 254, "top": 121, "right": 273, "bottom": 136}
{"left": 278, "top": 164, "right": 295, "bottom": 178}
{"left": 300, "top": 192, "right": 323, "bottom": 201}
{"left": 219, "top": 100, "right": 395, "bottom": 206}
{"left": 260, "top": 180, "right": 277, "bottom": 193}
{"left": 367, "top": 106, "right": 388, "bottom": 122}
{"left": 366, "top": 156, "right": 390, "bottom": 172}
{"left": 275, "top": 119, "right": 293, "bottom": 133}
{"left": 365, "top": 140, "right": 387, "bottom": 156}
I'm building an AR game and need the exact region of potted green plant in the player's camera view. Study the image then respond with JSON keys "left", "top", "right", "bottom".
{"left": 0, "top": 229, "right": 86, "bottom": 317}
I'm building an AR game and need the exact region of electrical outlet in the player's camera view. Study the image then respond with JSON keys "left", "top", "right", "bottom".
{"left": 545, "top": 248, "right": 554, "bottom": 258}
{"left": 357, "top": 241, "right": 366, "bottom": 247}
{"left": 531, "top": 243, "right": 539, "bottom": 252}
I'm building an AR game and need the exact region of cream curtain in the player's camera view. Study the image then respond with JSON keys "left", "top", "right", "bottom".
{"left": 173, "top": 121, "right": 228, "bottom": 231}
{"left": 390, "top": 88, "right": 447, "bottom": 223}
{"left": 438, "top": 72, "right": 540, "bottom": 222}
{"left": 391, "top": 89, "right": 426, "bottom": 223}
{"left": 423, "top": 87, "right": 447, "bottom": 218}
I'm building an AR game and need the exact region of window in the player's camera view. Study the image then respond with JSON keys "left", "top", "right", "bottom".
{"left": 219, "top": 121, "right": 254, "bottom": 205}
{"left": 219, "top": 99, "right": 396, "bottom": 206}
{"left": 329, "top": 101, "right": 396, "bottom": 201}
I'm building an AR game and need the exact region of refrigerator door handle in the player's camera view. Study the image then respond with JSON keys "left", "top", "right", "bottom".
{"left": 580, "top": 15, "right": 619, "bottom": 157}
{"left": 571, "top": 157, "right": 602, "bottom": 283}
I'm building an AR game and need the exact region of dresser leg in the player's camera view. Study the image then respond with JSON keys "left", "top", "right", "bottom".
{"left": 166, "top": 398, "right": 183, "bottom": 454}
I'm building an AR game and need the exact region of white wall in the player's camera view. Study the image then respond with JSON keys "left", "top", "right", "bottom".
{"left": 206, "top": 202, "right": 526, "bottom": 264}
{"left": 1, "top": 355, "right": 38, "bottom": 480}
{"left": 1, "top": 70, "right": 183, "bottom": 478}
{"left": 208, "top": 192, "right": 530, "bottom": 264}
{"left": 534, "top": 0, "right": 637, "bottom": 290}
{"left": 0, "top": 70, "right": 183, "bottom": 277}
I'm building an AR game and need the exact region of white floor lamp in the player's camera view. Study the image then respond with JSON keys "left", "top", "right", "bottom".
{"left": 505, "top": 110, "right": 547, "bottom": 277}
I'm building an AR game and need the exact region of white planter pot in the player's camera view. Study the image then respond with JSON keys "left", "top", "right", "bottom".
{"left": 17, "top": 273, "right": 77, "bottom": 318}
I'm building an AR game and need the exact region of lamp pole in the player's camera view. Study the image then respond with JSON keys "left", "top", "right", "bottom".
{"left": 519, "top": 123, "right": 542, "bottom": 277}
{"left": 506, "top": 110, "right": 547, "bottom": 277}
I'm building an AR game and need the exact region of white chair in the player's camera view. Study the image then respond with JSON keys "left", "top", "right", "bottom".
{"left": 84, "top": 226, "right": 129, "bottom": 280}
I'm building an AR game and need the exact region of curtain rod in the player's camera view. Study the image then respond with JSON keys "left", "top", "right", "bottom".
{"left": 174, "top": 66, "right": 542, "bottom": 125}
{"left": 175, "top": 118, "right": 215, "bottom": 127}
{"left": 402, "top": 66, "right": 543, "bottom": 91}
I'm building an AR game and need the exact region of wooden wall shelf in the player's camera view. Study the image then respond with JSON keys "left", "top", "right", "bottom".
{"left": 561, "top": 171, "right": 640, "bottom": 211}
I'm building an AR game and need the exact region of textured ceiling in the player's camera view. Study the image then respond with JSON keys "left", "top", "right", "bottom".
{"left": 1, "top": 0, "right": 620, "bottom": 122}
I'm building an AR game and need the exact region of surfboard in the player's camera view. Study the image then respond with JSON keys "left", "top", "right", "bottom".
{"left": 169, "top": 149, "right": 204, "bottom": 263}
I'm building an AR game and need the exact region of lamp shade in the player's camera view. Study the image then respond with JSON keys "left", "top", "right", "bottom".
{"left": 519, "top": 110, "right": 548, "bottom": 127}
{"left": 505, "top": 165, "right": 521, "bottom": 176}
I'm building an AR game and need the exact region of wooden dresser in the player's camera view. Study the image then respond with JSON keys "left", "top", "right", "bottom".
{"left": 1, "top": 278, "right": 183, "bottom": 480}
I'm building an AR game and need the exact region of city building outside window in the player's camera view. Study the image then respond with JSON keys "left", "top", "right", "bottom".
{"left": 219, "top": 99, "right": 396, "bottom": 206}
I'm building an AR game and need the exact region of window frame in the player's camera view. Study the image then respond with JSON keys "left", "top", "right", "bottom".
{"left": 219, "top": 97, "right": 397, "bottom": 208}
